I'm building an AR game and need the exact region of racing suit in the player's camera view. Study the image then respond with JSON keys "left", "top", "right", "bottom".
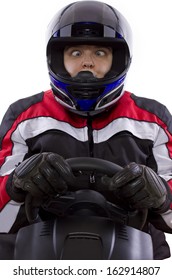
{"left": 0, "top": 89, "right": 172, "bottom": 259}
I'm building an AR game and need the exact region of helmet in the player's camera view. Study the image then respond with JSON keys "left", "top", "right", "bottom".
{"left": 46, "top": 0, "right": 132, "bottom": 116}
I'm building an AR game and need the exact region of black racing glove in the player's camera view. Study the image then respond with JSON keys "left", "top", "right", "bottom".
{"left": 101, "top": 162, "right": 170, "bottom": 213}
{"left": 7, "top": 153, "right": 75, "bottom": 202}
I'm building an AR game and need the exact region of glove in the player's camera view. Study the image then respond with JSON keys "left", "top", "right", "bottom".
{"left": 8, "top": 153, "right": 74, "bottom": 202}
{"left": 101, "top": 162, "right": 169, "bottom": 213}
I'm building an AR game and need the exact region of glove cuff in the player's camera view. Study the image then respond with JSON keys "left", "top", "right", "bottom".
{"left": 151, "top": 197, "right": 171, "bottom": 214}
{"left": 6, "top": 171, "right": 26, "bottom": 202}
{"left": 151, "top": 177, "right": 171, "bottom": 214}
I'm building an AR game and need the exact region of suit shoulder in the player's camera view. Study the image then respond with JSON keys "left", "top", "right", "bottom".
{"left": 9, "top": 91, "right": 45, "bottom": 117}
{"left": 130, "top": 92, "right": 170, "bottom": 118}
{"left": 130, "top": 92, "right": 172, "bottom": 132}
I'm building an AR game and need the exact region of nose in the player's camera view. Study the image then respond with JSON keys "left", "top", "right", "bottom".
{"left": 82, "top": 54, "right": 94, "bottom": 69}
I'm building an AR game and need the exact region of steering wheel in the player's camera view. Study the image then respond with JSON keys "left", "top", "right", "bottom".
{"left": 67, "top": 157, "right": 123, "bottom": 174}
{"left": 25, "top": 157, "right": 148, "bottom": 229}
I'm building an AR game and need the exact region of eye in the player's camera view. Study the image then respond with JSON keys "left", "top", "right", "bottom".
{"left": 95, "top": 50, "right": 106, "bottom": 57}
{"left": 71, "top": 50, "right": 81, "bottom": 57}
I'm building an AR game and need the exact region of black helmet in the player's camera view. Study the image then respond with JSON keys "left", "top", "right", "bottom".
{"left": 46, "top": 0, "right": 132, "bottom": 116}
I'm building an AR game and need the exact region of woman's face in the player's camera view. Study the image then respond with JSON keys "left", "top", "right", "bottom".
{"left": 64, "top": 45, "right": 113, "bottom": 78}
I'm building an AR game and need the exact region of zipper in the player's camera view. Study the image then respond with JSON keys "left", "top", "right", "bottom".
{"left": 87, "top": 116, "right": 94, "bottom": 157}
{"left": 87, "top": 117, "right": 96, "bottom": 184}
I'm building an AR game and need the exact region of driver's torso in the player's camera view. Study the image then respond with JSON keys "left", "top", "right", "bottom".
{"left": 0, "top": 89, "right": 172, "bottom": 259}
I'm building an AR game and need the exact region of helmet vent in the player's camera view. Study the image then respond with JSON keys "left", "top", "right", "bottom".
{"left": 40, "top": 221, "right": 52, "bottom": 236}
{"left": 71, "top": 23, "right": 104, "bottom": 37}
{"left": 61, "top": 233, "right": 103, "bottom": 259}
{"left": 117, "top": 225, "right": 128, "bottom": 240}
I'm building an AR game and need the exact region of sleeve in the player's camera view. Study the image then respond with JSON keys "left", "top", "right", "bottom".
{"left": 0, "top": 105, "right": 29, "bottom": 233}
{"left": 149, "top": 106, "right": 172, "bottom": 233}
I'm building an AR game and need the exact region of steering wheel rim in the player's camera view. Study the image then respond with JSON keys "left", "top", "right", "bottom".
{"left": 66, "top": 157, "right": 123, "bottom": 176}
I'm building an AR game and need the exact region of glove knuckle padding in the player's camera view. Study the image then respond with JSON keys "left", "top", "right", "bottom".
{"left": 13, "top": 152, "right": 69, "bottom": 197}
{"left": 112, "top": 162, "right": 142, "bottom": 187}
{"left": 13, "top": 154, "right": 49, "bottom": 197}
{"left": 120, "top": 177, "right": 145, "bottom": 197}
{"left": 47, "top": 153, "right": 73, "bottom": 182}
{"left": 39, "top": 160, "right": 59, "bottom": 184}
{"left": 101, "top": 162, "right": 167, "bottom": 210}
{"left": 143, "top": 166, "right": 167, "bottom": 206}
{"left": 14, "top": 153, "right": 44, "bottom": 178}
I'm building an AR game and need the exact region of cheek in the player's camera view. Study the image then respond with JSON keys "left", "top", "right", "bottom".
{"left": 103, "top": 63, "right": 112, "bottom": 73}
{"left": 64, "top": 57, "right": 80, "bottom": 77}
{"left": 96, "top": 59, "right": 112, "bottom": 77}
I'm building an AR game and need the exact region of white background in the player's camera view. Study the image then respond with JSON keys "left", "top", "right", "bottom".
{"left": 0, "top": 0, "right": 172, "bottom": 256}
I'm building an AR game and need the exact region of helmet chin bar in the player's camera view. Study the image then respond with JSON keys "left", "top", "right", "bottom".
{"left": 67, "top": 71, "right": 105, "bottom": 101}
{"left": 52, "top": 79, "right": 125, "bottom": 117}
{"left": 50, "top": 68, "right": 127, "bottom": 116}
